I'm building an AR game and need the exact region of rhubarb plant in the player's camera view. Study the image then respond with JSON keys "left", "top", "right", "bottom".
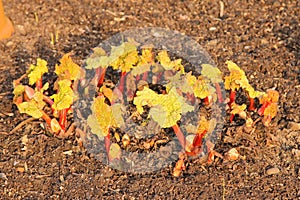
{"left": 13, "top": 54, "right": 82, "bottom": 136}
{"left": 12, "top": 39, "right": 280, "bottom": 176}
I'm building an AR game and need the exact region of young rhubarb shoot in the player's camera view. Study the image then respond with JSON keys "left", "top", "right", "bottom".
{"left": 257, "top": 89, "right": 279, "bottom": 126}
{"left": 230, "top": 103, "right": 247, "bottom": 123}
{"left": 55, "top": 53, "right": 81, "bottom": 81}
{"left": 85, "top": 47, "right": 109, "bottom": 86}
{"left": 50, "top": 80, "right": 74, "bottom": 131}
{"left": 224, "top": 61, "right": 249, "bottom": 108}
{"left": 27, "top": 58, "right": 48, "bottom": 90}
{"left": 186, "top": 116, "right": 209, "bottom": 156}
{"left": 247, "top": 87, "right": 264, "bottom": 111}
{"left": 186, "top": 72, "right": 215, "bottom": 105}
{"left": 201, "top": 64, "right": 224, "bottom": 103}
{"left": 87, "top": 96, "right": 118, "bottom": 161}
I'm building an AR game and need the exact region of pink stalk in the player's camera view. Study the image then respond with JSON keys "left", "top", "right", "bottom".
{"left": 98, "top": 68, "right": 106, "bottom": 87}
{"left": 118, "top": 71, "right": 127, "bottom": 93}
{"left": 215, "top": 83, "right": 223, "bottom": 103}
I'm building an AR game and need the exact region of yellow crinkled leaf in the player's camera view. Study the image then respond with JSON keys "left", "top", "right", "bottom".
{"left": 17, "top": 91, "right": 45, "bottom": 118}
{"left": 85, "top": 55, "right": 110, "bottom": 69}
{"left": 50, "top": 80, "right": 74, "bottom": 110}
{"left": 226, "top": 61, "right": 246, "bottom": 75}
{"left": 263, "top": 102, "right": 278, "bottom": 119}
{"left": 18, "top": 101, "right": 44, "bottom": 118}
{"left": 100, "top": 85, "right": 113, "bottom": 103}
{"left": 139, "top": 48, "right": 155, "bottom": 66}
{"left": 224, "top": 61, "right": 249, "bottom": 91}
{"left": 87, "top": 96, "right": 117, "bottom": 139}
{"left": 247, "top": 86, "right": 264, "bottom": 98}
{"left": 111, "top": 103, "right": 125, "bottom": 128}
{"left": 109, "top": 143, "right": 121, "bottom": 160}
{"left": 231, "top": 103, "right": 247, "bottom": 115}
{"left": 186, "top": 73, "right": 215, "bottom": 99}
{"left": 87, "top": 115, "right": 104, "bottom": 139}
{"left": 197, "top": 116, "right": 209, "bottom": 134}
{"left": 260, "top": 89, "right": 279, "bottom": 104}
{"left": 28, "top": 58, "right": 48, "bottom": 85}
{"left": 109, "top": 41, "right": 139, "bottom": 72}
{"left": 111, "top": 49, "right": 139, "bottom": 73}
{"left": 166, "top": 72, "right": 194, "bottom": 94}
{"left": 55, "top": 53, "right": 81, "bottom": 81}
{"left": 134, "top": 87, "right": 194, "bottom": 128}
{"left": 13, "top": 85, "right": 25, "bottom": 102}
{"left": 201, "top": 64, "right": 222, "bottom": 83}
{"left": 156, "top": 50, "right": 185, "bottom": 73}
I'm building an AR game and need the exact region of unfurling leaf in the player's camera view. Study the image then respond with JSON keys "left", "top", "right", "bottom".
{"left": 224, "top": 61, "right": 249, "bottom": 91}
{"left": 51, "top": 80, "right": 74, "bottom": 110}
{"left": 110, "top": 41, "right": 139, "bottom": 72}
{"left": 109, "top": 143, "right": 121, "bottom": 160}
{"left": 28, "top": 58, "right": 48, "bottom": 85}
{"left": 139, "top": 47, "right": 155, "bottom": 66}
{"left": 55, "top": 53, "right": 81, "bottom": 81}
{"left": 196, "top": 116, "right": 209, "bottom": 135}
{"left": 260, "top": 89, "right": 279, "bottom": 105}
{"left": 156, "top": 50, "right": 185, "bottom": 73}
{"left": 100, "top": 85, "right": 113, "bottom": 103}
{"left": 201, "top": 64, "right": 222, "bottom": 83}
{"left": 186, "top": 73, "right": 215, "bottom": 99}
{"left": 17, "top": 91, "right": 45, "bottom": 118}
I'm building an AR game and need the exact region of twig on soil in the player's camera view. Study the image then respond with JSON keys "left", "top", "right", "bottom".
{"left": 9, "top": 117, "right": 36, "bottom": 135}
{"left": 0, "top": 92, "right": 10, "bottom": 97}
{"left": 219, "top": 1, "right": 225, "bottom": 18}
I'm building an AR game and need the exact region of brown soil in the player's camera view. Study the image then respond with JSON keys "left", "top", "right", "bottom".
{"left": 0, "top": 0, "right": 299, "bottom": 199}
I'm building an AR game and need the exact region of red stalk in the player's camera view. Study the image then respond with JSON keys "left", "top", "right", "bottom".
{"left": 192, "top": 130, "right": 207, "bottom": 148}
{"left": 172, "top": 124, "right": 186, "bottom": 149}
{"left": 186, "top": 93, "right": 195, "bottom": 105}
{"left": 43, "top": 95, "right": 54, "bottom": 106}
{"left": 248, "top": 97, "right": 255, "bottom": 111}
{"left": 257, "top": 102, "right": 270, "bottom": 116}
{"left": 229, "top": 114, "right": 235, "bottom": 123}
{"left": 229, "top": 90, "right": 236, "bottom": 108}
{"left": 59, "top": 108, "right": 68, "bottom": 131}
{"left": 204, "top": 97, "right": 209, "bottom": 106}
{"left": 135, "top": 74, "right": 141, "bottom": 81}
{"left": 36, "top": 79, "right": 43, "bottom": 91}
{"left": 105, "top": 132, "right": 111, "bottom": 160}
{"left": 97, "top": 68, "right": 106, "bottom": 87}
{"left": 40, "top": 110, "right": 52, "bottom": 126}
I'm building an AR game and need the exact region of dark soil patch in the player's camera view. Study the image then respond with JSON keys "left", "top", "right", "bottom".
{"left": 0, "top": 0, "right": 300, "bottom": 199}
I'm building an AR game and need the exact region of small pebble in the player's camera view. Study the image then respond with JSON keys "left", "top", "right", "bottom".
{"left": 16, "top": 25, "right": 27, "bottom": 35}
{"left": 0, "top": 173, "right": 7, "bottom": 180}
{"left": 288, "top": 122, "right": 300, "bottom": 131}
{"left": 266, "top": 167, "right": 280, "bottom": 175}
